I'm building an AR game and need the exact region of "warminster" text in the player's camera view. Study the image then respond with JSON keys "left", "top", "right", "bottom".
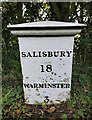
{"left": 24, "top": 83, "right": 70, "bottom": 88}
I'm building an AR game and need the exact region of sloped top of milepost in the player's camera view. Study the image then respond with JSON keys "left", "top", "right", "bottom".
{"left": 8, "top": 21, "right": 85, "bottom": 30}
{"left": 8, "top": 21, "right": 86, "bottom": 36}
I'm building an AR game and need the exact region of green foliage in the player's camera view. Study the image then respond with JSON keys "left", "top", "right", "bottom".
{"left": 68, "top": 64, "right": 92, "bottom": 119}
{"left": 2, "top": 86, "right": 23, "bottom": 107}
{"left": 2, "top": 85, "right": 24, "bottom": 118}
{"left": 73, "top": 36, "right": 92, "bottom": 64}
{"left": 41, "top": 102, "right": 46, "bottom": 108}
{"left": 73, "top": 114, "right": 77, "bottom": 118}
{"left": 62, "top": 114, "right": 67, "bottom": 119}
{"left": 40, "top": 116, "right": 44, "bottom": 118}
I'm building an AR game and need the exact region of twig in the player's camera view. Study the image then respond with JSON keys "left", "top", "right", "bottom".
{"left": 4, "top": 86, "right": 16, "bottom": 99}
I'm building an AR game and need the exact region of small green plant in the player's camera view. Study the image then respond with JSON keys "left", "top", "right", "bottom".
{"left": 62, "top": 114, "right": 67, "bottom": 119}
{"left": 73, "top": 114, "right": 77, "bottom": 118}
{"left": 41, "top": 102, "right": 46, "bottom": 108}
{"left": 40, "top": 116, "right": 44, "bottom": 118}
{"left": 2, "top": 85, "right": 24, "bottom": 118}
{"left": 78, "top": 110, "right": 84, "bottom": 117}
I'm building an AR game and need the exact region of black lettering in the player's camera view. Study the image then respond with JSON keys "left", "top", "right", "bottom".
{"left": 56, "top": 84, "right": 60, "bottom": 88}
{"left": 44, "top": 96, "right": 49, "bottom": 103}
{"left": 66, "top": 84, "right": 70, "bottom": 88}
{"left": 34, "top": 83, "right": 38, "bottom": 88}
{"left": 24, "top": 84, "right": 30, "bottom": 88}
{"left": 44, "top": 83, "right": 49, "bottom": 88}
{"left": 66, "top": 51, "right": 72, "bottom": 57}
{"left": 22, "top": 52, "right": 26, "bottom": 57}
{"left": 42, "top": 51, "right": 47, "bottom": 57}
{"left": 54, "top": 51, "right": 59, "bottom": 57}
{"left": 27, "top": 52, "right": 32, "bottom": 57}
{"left": 60, "top": 84, "right": 64, "bottom": 88}
{"left": 33, "top": 51, "right": 38, "bottom": 57}
{"left": 48, "top": 83, "right": 53, "bottom": 88}
{"left": 21, "top": 50, "right": 72, "bottom": 58}
{"left": 48, "top": 51, "right": 53, "bottom": 57}
{"left": 46, "top": 65, "right": 52, "bottom": 72}
{"left": 51, "top": 84, "right": 56, "bottom": 88}
{"left": 60, "top": 51, "right": 65, "bottom": 57}
{"left": 38, "top": 51, "right": 41, "bottom": 57}
{"left": 39, "top": 83, "right": 44, "bottom": 88}
{"left": 63, "top": 84, "right": 66, "bottom": 88}
{"left": 29, "top": 84, "right": 34, "bottom": 88}
{"left": 24, "top": 83, "right": 70, "bottom": 88}
{"left": 40, "top": 65, "right": 44, "bottom": 72}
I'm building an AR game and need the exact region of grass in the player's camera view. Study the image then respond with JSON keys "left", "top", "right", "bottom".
{"left": 2, "top": 64, "right": 92, "bottom": 119}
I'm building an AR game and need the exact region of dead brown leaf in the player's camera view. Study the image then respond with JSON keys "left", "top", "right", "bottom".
{"left": 16, "top": 109, "right": 20, "bottom": 115}
{"left": 47, "top": 106, "right": 55, "bottom": 113}
{"left": 84, "top": 86, "right": 88, "bottom": 92}
{"left": 10, "top": 107, "right": 15, "bottom": 110}
{"left": 48, "top": 117, "right": 56, "bottom": 120}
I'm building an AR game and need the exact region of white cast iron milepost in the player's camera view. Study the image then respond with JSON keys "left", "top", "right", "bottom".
{"left": 8, "top": 21, "right": 85, "bottom": 104}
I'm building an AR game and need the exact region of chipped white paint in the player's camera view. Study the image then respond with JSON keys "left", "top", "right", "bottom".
{"left": 19, "top": 37, "right": 73, "bottom": 104}
{"left": 8, "top": 21, "right": 84, "bottom": 104}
